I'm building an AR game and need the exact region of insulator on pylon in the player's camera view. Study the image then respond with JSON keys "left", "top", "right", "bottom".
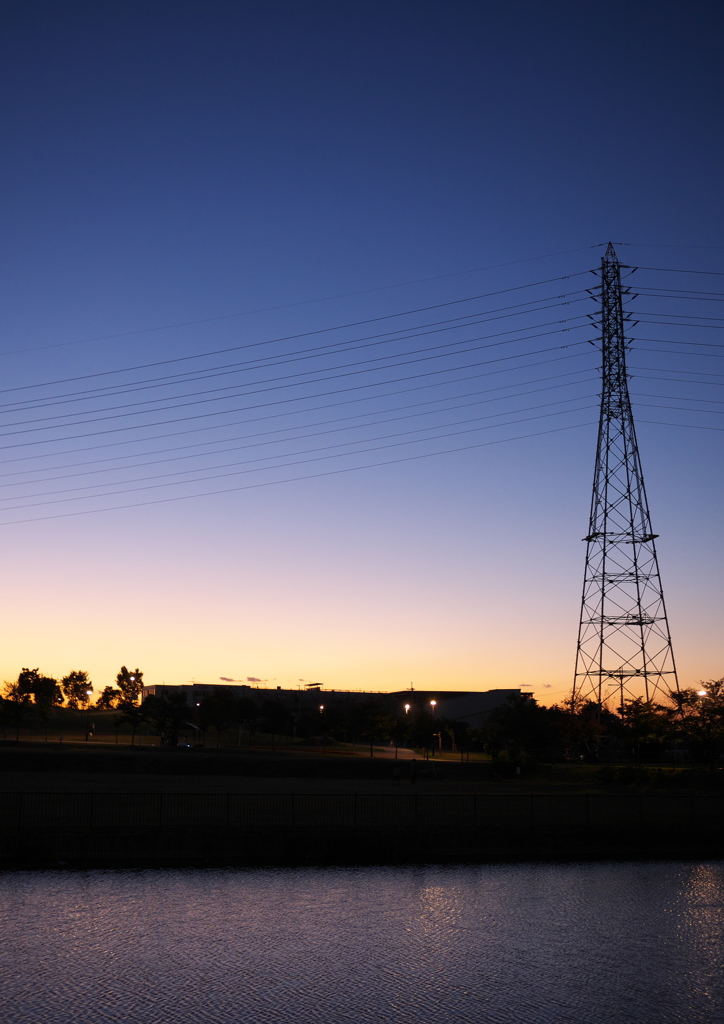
{"left": 572, "top": 242, "right": 679, "bottom": 709}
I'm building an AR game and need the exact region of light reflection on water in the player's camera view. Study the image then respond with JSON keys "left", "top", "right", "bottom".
{"left": 1, "top": 862, "right": 723, "bottom": 1023}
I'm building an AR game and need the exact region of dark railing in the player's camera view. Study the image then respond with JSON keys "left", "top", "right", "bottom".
{"left": 2, "top": 792, "right": 723, "bottom": 833}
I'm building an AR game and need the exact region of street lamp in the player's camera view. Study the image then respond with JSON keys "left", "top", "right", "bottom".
{"left": 319, "top": 704, "right": 326, "bottom": 754}
{"left": 404, "top": 703, "right": 411, "bottom": 714}
{"left": 85, "top": 689, "right": 93, "bottom": 740}
{"left": 430, "top": 700, "right": 437, "bottom": 758}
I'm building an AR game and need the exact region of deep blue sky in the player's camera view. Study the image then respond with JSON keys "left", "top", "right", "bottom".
{"left": 1, "top": 1, "right": 722, "bottom": 699}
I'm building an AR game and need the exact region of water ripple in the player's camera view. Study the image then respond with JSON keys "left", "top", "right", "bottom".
{"left": 1, "top": 862, "right": 723, "bottom": 1023}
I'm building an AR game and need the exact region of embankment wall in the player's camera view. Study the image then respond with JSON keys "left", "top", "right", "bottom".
{"left": 2, "top": 791, "right": 722, "bottom": 868}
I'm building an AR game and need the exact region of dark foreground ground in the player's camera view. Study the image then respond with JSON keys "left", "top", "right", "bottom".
{"left": 2, "top": 739, "right": 723, "bottom": 794}
{"left": 2, "top": 742, "right": 723, "bottom": 868}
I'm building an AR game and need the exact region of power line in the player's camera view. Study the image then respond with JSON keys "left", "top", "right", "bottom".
{"left": 633, "top": 310, "right": 724, "bottom": 322}
{"left": 3, "top": 245, "right": 605, "bottom": 357}
{"left": 1, "top": 292, "right": 591, "bottom": 412}
{"left": 630, "top": 391, "right": 724, "bottom": 405}
{"left": 8, "top": 397, "right": 712, "bottom": 528}
{"left": 632, "top": 337, "right": 724, "bottom": 350}
{"left": 0, "top": 419, "right": 597, "bottom": 527}
{"left": 0, "top": 316, "right": 592, "bottom": 435}
{"left": 1, "top": 376, "right": 600, "bottom": 483}
{"left": 0, "top": 354, "right": 595, "bottom": 463}
{"left": 5, "top": 274, "right": 720, "bottom": 427}
{"left": 631, "top": 369, "right": 724, "bottom": 385}
{"left": 636, "top": 347, "right": 724, "bottom": 359}
{"left": 2, "top": 242, "right": 720, "bottom": 532}
{"left": 0, "top": 397, "right": 599, "bottom": 506}
{"left": 638, "top": 419, "right": 724, "bottom": 432}
{"left": 0, "top": 342, "right": 593, "bottom": 449}
{"left": 0, "top": 391, "right": 599, "bottom": 494}
{"left": 635, "top": 287, "right": 724, "bottom": 299}
{"left": 1, "top": 272, "right": 592, "bottom": 394}
{"left": 624, "top": 265, "right": 724, "bottom": 276}
{"left": 616, "top": 242, "right": 724, "bottom": 250}
{"left": 634, "top": 322, "right": 724, "bottom": 332}
{"left": 634, "top": 401, "right": 724, "bottom": 415}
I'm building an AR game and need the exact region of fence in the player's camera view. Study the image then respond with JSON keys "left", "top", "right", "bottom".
{"left": 2, "top": 791, "right": 723, "bottom": 834}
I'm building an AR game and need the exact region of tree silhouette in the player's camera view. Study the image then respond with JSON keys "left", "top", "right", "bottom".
{"left": 95, "top": 686, "right": 122, "bottom": 709}
{"left": 34, "top": 678, "right": 62, "bottom": 740}
{"left": 355, "top": 700, "right": 393, "bottom": 757}
{"left": 389, "top": 713, "right": 410, "bottom": 756}
{"left": 61, "top": 670, "right": 92, "bottom": 709}
{"left": 117, "top": 700, "right": 145, "bottom": 745}
{"left": 1, "top": 671, "right": 61, "bottom": 739}
{"left": 0, "top": 695, "right": 29, "bottom": 741}
{"left": 9, "top": 669, "right": 63, "bottom": 708}
{"left": 236, "top": 696, "right": 259, "bottom": 744}
{"left": 143, "top": 691, "right": 189, "bottom": 746}
{"left": 671, "top": 679, "right": 724, "bottom": 766}
{"left": 34, "top": 677, "right": 63, "bottom": 707}
{"left": 16, "top": 668, "right": 41, "bottom": 702}
{"left": 481, "top": 693, "right": 560, "bottom": 763}
{"left": 199, "top": 688, "right": 250, "bottom": 746}
{"left": 260, "top": 698, "right": 291, "bottom": 746}
{"left": 116, "top": 666, "right": 143, "bottom": 704}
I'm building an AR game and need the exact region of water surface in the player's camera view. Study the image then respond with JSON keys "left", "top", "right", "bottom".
{"left": 1, "top": 862, "right": 723, "bottom": 1023}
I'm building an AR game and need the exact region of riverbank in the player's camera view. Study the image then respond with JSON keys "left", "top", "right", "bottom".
{"left": 2, "top": 789, "right": 723, "bottom": 869}
{"left": 4, "top": 742, "right": 723, "bottom": 869}
{"left": 2, "top": 740, "right": 723, "bottom": 795}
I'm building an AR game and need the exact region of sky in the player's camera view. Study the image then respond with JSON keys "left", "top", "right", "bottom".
{"left": 1, "top": 0, "right": 722, "bottom": 704}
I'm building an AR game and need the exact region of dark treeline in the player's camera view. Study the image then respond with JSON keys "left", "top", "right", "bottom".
{"left": 483, "top": 682, "right": 724, "bottom": 768}
{"left": 3, "top": 668, "right": 724, "bottom": 765}
{"left": 1, "top": 665, "right": 142, "bottom": 742}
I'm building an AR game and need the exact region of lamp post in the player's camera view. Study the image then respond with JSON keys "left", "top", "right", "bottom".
{"left": 694, "top": 690, "right": 714, "bottom": 768}
{"left": 319, "top": 704, "right": 326, "bottom": 754}
{"left": 85, "top": 689, "right": 93, "bottom": 740}
{"left": 430, "top": 700, "right": 437, "bottom": 758}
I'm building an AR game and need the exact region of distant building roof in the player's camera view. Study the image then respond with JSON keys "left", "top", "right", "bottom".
{"left": 142, "top": 681, "right": 520, "bottom": 719}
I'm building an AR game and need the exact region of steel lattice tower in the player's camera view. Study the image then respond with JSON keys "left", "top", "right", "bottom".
{"left": 572, "top": 243, "right": 679, "bottom": 708}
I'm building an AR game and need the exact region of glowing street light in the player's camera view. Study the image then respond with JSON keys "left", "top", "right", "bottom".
{"left": 404, "top": 703, "right": 411, "bottom": 714}
{"left": 85, "top": 689, "right": 94, "bottom": 741}
{"left": 429, "top": 700, "right": 437, "bottom": 758}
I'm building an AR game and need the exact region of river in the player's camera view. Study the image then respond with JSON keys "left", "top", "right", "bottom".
{"left": 1, "top": 861, "right": 723, "bottom": 1023}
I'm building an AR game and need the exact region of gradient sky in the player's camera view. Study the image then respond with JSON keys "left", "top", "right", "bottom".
{"left": 1, "top": 1, "right": 722, "bottom": 704}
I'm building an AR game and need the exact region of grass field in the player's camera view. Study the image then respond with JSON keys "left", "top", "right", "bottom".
{"left": 2, "top": 739, "right": 722, "bottom": 797}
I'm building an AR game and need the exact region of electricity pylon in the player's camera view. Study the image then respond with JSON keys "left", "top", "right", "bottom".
{"left": 572, "top": 243, "right": 679, "bottom": 709}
